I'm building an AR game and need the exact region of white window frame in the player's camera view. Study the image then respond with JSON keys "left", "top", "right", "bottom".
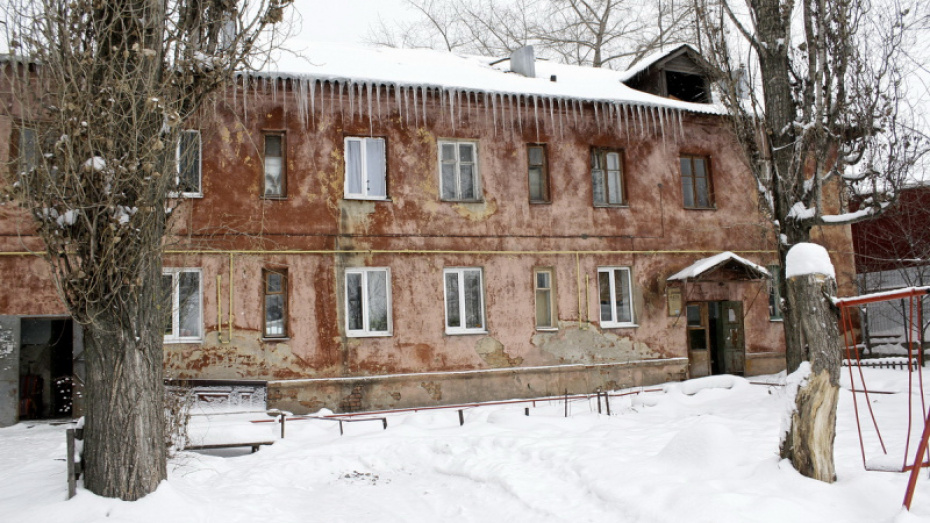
{"left": 344, "top": 137, "right": 388, "bottom": 200}
{"left": 345, "top": 267, "right": 393, "bottom": 337}
{"left": 438, "top": 140, "right": 481, "bottom": 202}
{"left": 263, "top": 132, "right": 286, "bottom": 198}
{"left": 173, "top": 130, "right": 202, "bottom": 198}
{"left": 597, "top": 266, "right": 636, "bottom": 328}
{"left": 163, "top": 268, "right": 203, "bottom": 343}
{"left": 443, "top": 267, "right": 487, "bottom": 335}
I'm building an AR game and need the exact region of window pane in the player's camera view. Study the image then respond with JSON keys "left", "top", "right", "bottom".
{"left": 267, "top": 272, "right": 282, "bottom": 293}
{"left": 179, "top": 272, "right": 201, "bottom": 338}
{"left": 464, "top": 270, "right": 483, "bottom": 329}
{"left": 695, "top": 176, "right": 709, "bottom": 207}
{"left": 367, "top": 270, "right": 388, "bottom": 332}
{"left": 686, "top": 305, "right": 702, "bottom": 327}
{"left": 681, "top": 175, "right": 695, "bottom": 207}
{"left": 529, "top": 167, "right": 544, "bottom": 201}
{"left": 459, "top": 143, "right": 474, "bottom": 163}
{"left": 441, "top": 143, "right": 456, "bottom": 162}
{"left": 592, "top": 169, "right": 606, "bottom": 204}
{"left": 445, "top": 273, "right": 460, "bottom": 328}
{"left": 441, "top": 163, "right": 457, "bottom": 200}
{"left": 460, "top": 164, "right": 475, "bottom": 200}
{"left": 536, "top": 289, "right": 552, "bottom": 328}
{"left": 162, "top": 274, "right": 174, "bottom": 336}
{"left": 536, "top": 271, "right": 550, "bottom": 289}
{"left": 606, "top": 152, "right": 620, "bottom": 171}
{"left": 265, "top": 295, "right": 285, "bottom": 336}
{"left": 599, "top": 271, "right": 612, "bottom": 322}
{"left": 614, "top": 269, "right": 632, "bottom": 323}
{"left": 178, "top": 131, "right": 200, "bottom": 193}
{"left": 366, "top": 138, "right": 386, "bottom": 197}
{"left": 265, "top": 135, "right": 282, "bottom": 157}
{"left": 265, "top": 157, "right": 283, "bottom": 196}
{"left": 680, "top": 157, "right": 693, "bottom": 177}
{"left": 689, "top": 329, "right": 707, "bottom": 350}
{"left": 347, "top": 273, "right": 363, "bottom": 331}
{"left": 607, "top": 169, "right": 623, "bottom": 204}
{"left": 694, "top": 158, "right": 706, "bottom": 178}
{"left": 529, "top": 146, "right": 544, "bottom": 166}
{"left": 346, "top": 140, "right": 362, "bottom": 195}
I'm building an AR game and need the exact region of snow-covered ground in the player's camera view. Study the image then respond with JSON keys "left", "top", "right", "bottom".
{"left": 4, "top": 369, "right": 930, "bottom": 522}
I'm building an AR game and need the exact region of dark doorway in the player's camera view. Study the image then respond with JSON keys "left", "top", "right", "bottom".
{"left": 687, "top": 301, "right": 745, "bottom": 377}
{"left": 19, "top": 318, "right": 73, "bottom": 419}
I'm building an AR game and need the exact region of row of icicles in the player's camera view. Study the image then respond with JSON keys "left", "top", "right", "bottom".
{"left": 234, "top": 74, "right": 686, "bottom": 142}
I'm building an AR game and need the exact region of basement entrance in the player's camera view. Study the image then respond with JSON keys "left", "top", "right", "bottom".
{"left": 18, "top": 318, "right": 74, "bottom": 420}
{"left": 686, "top": 301, "right": 745, "bottom": 378}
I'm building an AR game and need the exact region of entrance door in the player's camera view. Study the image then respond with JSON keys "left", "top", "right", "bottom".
{"left": 686, "top": 303, "right": 711, "bottom": 378}
{"left": 720, "top": 301, "right": 745, "bottom": 375}
{"left": 686, "top": 301, "right": 745, "bottom": 377}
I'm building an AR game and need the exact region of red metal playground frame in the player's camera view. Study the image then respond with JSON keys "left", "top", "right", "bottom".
{"left": 836, "top": 286, "right": 930, "bottom": 510}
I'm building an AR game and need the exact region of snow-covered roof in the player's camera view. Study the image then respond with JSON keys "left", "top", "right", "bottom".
{"left": 256, "top": 42, "right": 725, "bottom": 115}
{"left": 667, "top": 252, "right": 771, "bottom": 281}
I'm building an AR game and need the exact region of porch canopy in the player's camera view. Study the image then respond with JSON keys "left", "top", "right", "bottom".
{"left": 667, "top": 251, "right": 770, "bottom": 282}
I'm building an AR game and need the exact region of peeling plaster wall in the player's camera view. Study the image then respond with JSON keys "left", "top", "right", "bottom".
{"left": 0, "top": 80, "right": 860, "bottom": 411}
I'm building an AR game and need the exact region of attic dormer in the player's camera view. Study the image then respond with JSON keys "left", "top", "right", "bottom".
{"left": 624, "top": 45, "right": 713, "bottom": 104}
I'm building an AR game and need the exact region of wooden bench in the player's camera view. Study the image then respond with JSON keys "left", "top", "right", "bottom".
{"left": 184, "top": 441, "right": 275, "bottom": 453}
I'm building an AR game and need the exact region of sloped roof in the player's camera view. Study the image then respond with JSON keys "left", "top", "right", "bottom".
{"left": 667, "top": 252, "right": 771, "bottom": 281}
{"left": 257, "top": 42, "right": 725, "bottom": 115}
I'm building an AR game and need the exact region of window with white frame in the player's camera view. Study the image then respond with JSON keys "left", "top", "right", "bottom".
{"left": 439, "top": 140, "right": 480, "bottom": 201}
{"left": 162, "top": 268, "right": 203, "bottom": 342}
{"left": 597, "top": 267, "right": 635, "bottom": 327}
{"left": 345, "top": 137, "right": 387, "bottom": 199}
{"left": 443, "top": 267, "right": 486, "bottom": 334}
{"left": 591, "top": 148, "right": 626, "bottom": 206}
{"left": 345, "top": 267, "right": 392, "bottom": 337}
{"left": 177, "top": 130, "right": 201, "bottom": 196}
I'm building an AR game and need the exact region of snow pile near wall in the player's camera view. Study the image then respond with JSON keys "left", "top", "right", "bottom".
{"left": 786, "top": 242, "right": 836, "bottom": 279}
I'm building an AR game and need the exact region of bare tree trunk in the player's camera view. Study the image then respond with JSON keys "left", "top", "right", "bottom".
{"left": 81, "top": 252, "right": 167, "bottom": 500}
{"left": 780, "top": 271, "right": 842, "bottom": 482}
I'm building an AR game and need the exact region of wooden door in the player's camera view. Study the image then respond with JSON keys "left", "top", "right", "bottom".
{"left": 721, "top": 301, "right": 745, "bottom": 375}
{"left": 686, "top": 303, "right": 711, "bottom": 378}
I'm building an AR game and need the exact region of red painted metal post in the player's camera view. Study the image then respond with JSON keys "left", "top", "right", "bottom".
{"left": 904, "top": 409, "right": 930, "bottom": 509}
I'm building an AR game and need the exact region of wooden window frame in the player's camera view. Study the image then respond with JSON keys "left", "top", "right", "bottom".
{"left": 527, "top": 144, "right": 550, "bottom": 204}
{"left": 680, "top": 155, "right": 714, "bottom": 209}
{"left": 175, "top": 129, "right": 202, "bottom": 198}
{"left": 263, "top": 269, "right": 288, "bottom": 339}
{"left": 263, "top": 132, "right": 286, "bottom": 199}
{"left": 591, "top": 148, "right": 627, "bottom": 207}
{"left": 534, "top": 267, "right": 557, "bottom": 330}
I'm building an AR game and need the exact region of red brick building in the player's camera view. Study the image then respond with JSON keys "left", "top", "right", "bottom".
{"left": 0, "top": 44, "right": 857, "bottom": 423}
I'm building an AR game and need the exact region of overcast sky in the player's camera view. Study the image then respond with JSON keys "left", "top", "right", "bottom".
{"left": 291, "top": 0, "right": 414, "bottom": 46}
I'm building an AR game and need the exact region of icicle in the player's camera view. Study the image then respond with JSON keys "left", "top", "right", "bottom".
{"left": 547, "top": 97, "right": 554, "bottom": 138}
{"left": 339, "top": 82, "right": 346, "bottom": 124}
{"left": 272, "top": 76, "right": 278, "bottom": 104}
{"left": 637, "top": 105, "right": 645, "bottom": 137}
{"left": 410, "top": 87, "right": 420, "bottom": 128}
{"left": 357, "top": 83, "right": 364, "bottom": 121}
{"left": 572, "top": 99, "right": 578, "bottom": 130}
{"left": 421, "top": 86, "right": 427, "bottom": 127}
{"left": 558, "top": 99, "right": 564, "bottom": 139}
{"left": 242, "top": 74, "right": 249, "bottom": 126}
{"left": 310, "top": 80, "right": 317, "bottom": 129}
{"left": 376, "top": 84, "right": 382, "bottom": 126}
{"left": 532, "top": 95, "right": 539, "bottom": 141}
{"left": 449, "top": 89, "right": 457, "bottom": 133}
{"left": 512, "top": 94, "right": 519, "bottom": 137}
{"left": 677, "top": 109, "right": 684, "bottom": 141}
{"left": 491, "top": 93, "right": 498, "bottom": 134}
{"left": 658, "top": 107, "right": 667, "bottom": 142}
{"left": 593, "top": 102, "right": 600, "bottom": 133}
{"left": 366, "top": 83, "right": 373, "bottom": 135}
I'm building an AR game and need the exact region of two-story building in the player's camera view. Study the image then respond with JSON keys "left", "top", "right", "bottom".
{"left": 0, "top": 43, "right": 857, "bottom": 423}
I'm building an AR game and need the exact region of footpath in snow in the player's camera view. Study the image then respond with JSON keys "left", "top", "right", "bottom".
{"left": 3, "top": 369, "right": 930, "bottom": 522}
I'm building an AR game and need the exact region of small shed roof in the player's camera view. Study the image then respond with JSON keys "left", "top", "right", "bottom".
{"left": 667, "top": 252, "right": 771, "bottom": 281}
